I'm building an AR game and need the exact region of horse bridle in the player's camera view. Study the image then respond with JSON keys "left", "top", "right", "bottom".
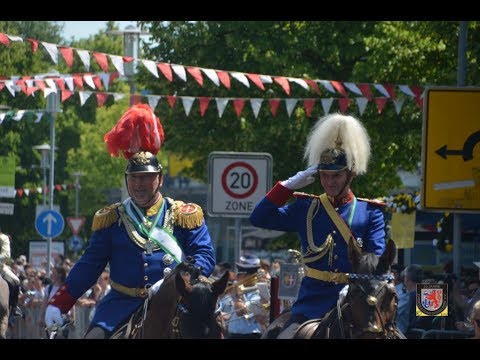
{"left": 342, "top": 273, "right": 398, "bottom": 339}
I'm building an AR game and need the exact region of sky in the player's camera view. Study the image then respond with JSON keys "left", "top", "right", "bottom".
{"left": 61, "top": 21, "right": 137, "bottom": 41}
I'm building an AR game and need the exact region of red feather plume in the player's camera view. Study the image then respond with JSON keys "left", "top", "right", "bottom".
{"left": 104, "top": 104, "right": 165, "bottom": 159}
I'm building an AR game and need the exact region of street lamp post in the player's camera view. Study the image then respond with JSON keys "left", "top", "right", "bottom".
{"left": 72, "top": 172, "right": 84, "bottom": 217}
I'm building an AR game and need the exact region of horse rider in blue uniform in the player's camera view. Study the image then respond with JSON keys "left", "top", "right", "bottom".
{"left": 45, "top": 104, "right": 216, "bottom": 338}
{"left": 249, "top": 113, "right": 387, "bottom": 338}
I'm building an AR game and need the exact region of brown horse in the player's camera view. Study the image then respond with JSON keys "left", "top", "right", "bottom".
{"left": 0, "top": 276, "right": 9, "bottom": 339}
{"left": 264, "top": 239, "right": 404, "bottom": 339}
{"left": 112, "top": 257, "right": 229, "bottom": 339}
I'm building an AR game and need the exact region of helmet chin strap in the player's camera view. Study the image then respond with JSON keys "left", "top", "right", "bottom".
{"left": 125, "top": 174, "right": 162, "bottom": 208}
{"left": 335, "top": 169, "right": 353, "bottom": 198}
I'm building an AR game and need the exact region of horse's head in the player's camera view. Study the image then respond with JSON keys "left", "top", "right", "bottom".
{"left": 171, "top": 258, "right": 230, "bottom": 339}
{"left": 344, "top": 238, "right": 399, "bottom": 339}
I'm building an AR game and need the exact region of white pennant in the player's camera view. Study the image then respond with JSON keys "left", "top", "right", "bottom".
{"left": 109, "top": 55, "right": 124, "bottom": 76}
{"left": 285, "top": 99, "right": 298, "bottom": 117}
{"left": 172, "top": 65, "right": 187, "bottom": 81}
{"left": 142, "top": 60, "right": 159, "bottom": 78}
{"left": 321, "top": 98, "right": 334, "bottom": 114}
{"left": 113, "top": 93, "right": 126, "bottom": 101}
{"left": 374, "top": 84, "right": 390, "bottom": 98}
{"left": 64, "top": 76, "right": 74, "bottom": 91}
{"left": 260, "top": 75, "right": 273, "bottom": 84}
{"left": 83, "top": 74, "right": 96, "bottom": 89}
{"left": 13, "top": 110, "right": 25, "bottom": 121}
{"left": 231, "top": 72, "right": 250, "bottom": 88}
{"left": 5, "top": 80, "right": 15, "bottom": 97}
{"left": 62, "top": 184, "right": 67, "bottom": 190}
{"left": 202, "top": 68, "right": 220, "bottom": 86}
{"left": 215, "top": 98, "right": 228, "bottom": 118}
{"left": 356, "top": 97, "right": 369, "bottom": 115}
{"left": 26, "top": 79, "right": 35, "bottom": 88}
{"left": 181, "top": 97, "right": 195, "bottom": 116}
{"left": 79, "top": 91, "right": 92, "bottom": 106}
{"left": 0, "top": 113, "right": 6, "bottom": 124}
{"left": 7, "top": 35, "right": 23, "bottom": 42}
{"left": 147, "top": 95, "right": 161, "bottom": 110}
{"left": 289, "top": 78, "right": 309, "bottom": 91}
{"left": 10, "top": 75, "right": 20, "bottom": 84}
{"left": 398, "top": 85, "right": 415, "bottom": 97}
{"left": 318, "top": 80, "right": 336, "bottom": 93}
{"left": 99, "top": 73, "right": 111, "bottom": 91}
{"left": 393, "top": 98, "right": 405, "bottom": 114}
{"left": 24, "top": 189, "right": 30, "bottom": 197}
{"left": 344, "top": 82, "right": 363, "bottom": 96}
{"left": 37, "top": 187, "right": 43, "bottom": 194}
{"left": 250, "top": 99, "right": 263, "bottom": 118}
{"left": 34, "top": 112, "right": 44, "bottom": 123}
{"left": 76, "top": 49, "right": 91, "bottom": 71}
{"left": 45, "top": 79, "right": 57, "bottom": 92}
{"left": 41, "top": 42, "right": 59, "bottom": 64}
{"left": 44, "top": 88, "right": 55, "bottom": 98}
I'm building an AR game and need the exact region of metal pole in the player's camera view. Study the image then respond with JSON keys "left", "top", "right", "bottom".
{"left": 46, "top": 93, "right": 59, "bottom": 278}
{"left": 234, "top": 218, "right": 242, "bottom": 265}
{"left": 42, "top": 164, "right": 47, "bottom": 208}
{"left": 453, "top": 21, "right": 468, "bottom": 278}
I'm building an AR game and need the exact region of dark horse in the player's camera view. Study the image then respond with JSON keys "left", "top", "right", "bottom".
{"left": 111, "top": 257, "right": 229, "bottom": 339}
{"left": 0, "top": 276, "right": 8, "bottom": 339}
{"left": 264, "top": 239, "right": 404, "bottom": 339}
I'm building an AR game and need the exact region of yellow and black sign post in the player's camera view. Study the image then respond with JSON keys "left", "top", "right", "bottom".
{"left": 422, "top": 87, "right": 480, "bottom": 211}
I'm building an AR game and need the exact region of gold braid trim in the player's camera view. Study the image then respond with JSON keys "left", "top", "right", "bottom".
{"left": 173, "top": 201, "right": 204, "bottom": 229}
{"left": 302, "top": 199, "right": 333, "bottom": 263}
{"left": 91, "top": 203, "right": 121, "bottom": 231}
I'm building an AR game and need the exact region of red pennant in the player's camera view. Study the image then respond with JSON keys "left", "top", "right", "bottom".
{"left": 0, "top": 83, "right": 4, "bottom": 92}
{"left": 198, "top": 97, "right": 210, "bottom": 117}
{"left": 109, "top": 71, "right": 119, "bottom": 84}
{"left": 233, "top": 99, "right": 246, "bottom": 117}
{"left": 374, "top": 98, "right": 388, "bottom": 114}
{"left": 55, "top": 184, "right": 63, "bottom": 192}
{"left": 383, "top": 84, "right": 397, "bottom": 100}
{"left": 157, "top": 63, "right": 173, "bottom": 81}
{"left": 27, "top": 39, "right": 39, "bottom": 53}
{"left": 59, "top": 47, "right": 74, "bottom": 68}
{"left": 216, "top": 71, "right": 231, "bottom": 89}
{"left": 187, "top": 67, "right": 204, "bottom": 87}
{"left": 26, "top": 86, "right": 39, "bottom": 97}
{"left": 358, "top": 83, "right": 372, "bottom": 101}
{"left": 61, "top": 90, "right": 73, "bottom": 102}
{"left": 330, "top": 81, "right": 348, "bottom": 97}
{"left": 0, "top": 33, "right": 10, "bottom": 46}
{"left": 305, "top": 79, "right": 320, "bottom": 94}
{"left": 303, "top": 99, "right": 315, "bottom": 117}
{"left": 123, "top": 56, "right": 134, "bottom": 63}
{"left": 34, "top": 80, "right": 46, "bottom": 91}
{"left": 415, "top": 97, "right": 424, "bottom": 110}
{"left": 269, "top": 99, "right": 281, "bottom": 117}
{"left": 338, "top": 98, "right": 351, "bottom": 114}
{"left": 411, "top": 85, "right": 423, "bottom": 99}
{"left": 167, "top": 96, "right": 177, "bottom": 108}
{"left": 16, "top": 188, "right": 24, "bottom": 197}
{"left": 273, "top": 77, "right": 290, "bottom": 96}
{"left": 73, "top": 74, "right": 84, "bottom": 90}
{"left": 246, "top": 73, "right": 265, "bottom": 91}
{"left": 93, "top": 52, "right": 109, "bottom": 72}
{"left": 16, "top": 79, "right": 27, "bottom": 95}
{"left": 96, "top": 93, "right": 109, "bottom": 107}
{"left": 92, "top": 76, "right": 102, "bottom": 90}
{"left": 54, "top": 78, "right": 65, "bottom": 91}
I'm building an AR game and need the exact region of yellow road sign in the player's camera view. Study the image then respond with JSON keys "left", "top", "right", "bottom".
{"left": 422, "top": 87, "right": 480, "bottom": 211}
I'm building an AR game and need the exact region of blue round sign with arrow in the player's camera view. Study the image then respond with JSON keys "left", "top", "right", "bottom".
{"left": 35, "top": 210, "right": 65, "bottom": 238}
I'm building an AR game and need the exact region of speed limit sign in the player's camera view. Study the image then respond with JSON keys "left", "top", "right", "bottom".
{"left": 208, "top": 152, "right": 272, "bottom": 217}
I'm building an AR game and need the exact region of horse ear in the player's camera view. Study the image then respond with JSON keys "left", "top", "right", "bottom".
{"left": 176, "top": 270, "right": 193, "bottom": 295}
{"left": 348, "top": 236, "right": 362, "bottom": 271}
{"left": 376, "top": 239, "right": 397, "bottom": 274}
{"left": 212, "top": 271, "right": 229, "bottom": 296}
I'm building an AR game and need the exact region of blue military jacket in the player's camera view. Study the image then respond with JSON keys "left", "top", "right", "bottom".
{"left": 50, "top": 196, "right": 215, "bottom": 334}
{"left": 249, "top": 182, "right": 386, "bottom": 320}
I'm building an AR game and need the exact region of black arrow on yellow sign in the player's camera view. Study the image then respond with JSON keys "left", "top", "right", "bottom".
{"left": 436, "top": 130, "right": 480, "bottom": 161}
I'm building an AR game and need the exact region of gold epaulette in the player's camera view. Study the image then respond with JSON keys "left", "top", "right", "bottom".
{"left": 172, "top": 201, "right": 204, "bottom": 229}
{"left": 91, "top": 203, "right": 121, "bottom": 231}
{"left": 293, "top": 192, "right": 321, "bottom": 200}
{"left": 357, "top": 197, "right": 386, "bottom": 207}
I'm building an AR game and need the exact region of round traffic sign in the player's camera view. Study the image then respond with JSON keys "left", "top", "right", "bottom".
{"left": 35, "top": 210, "right": 65, "bottom": 238}
{"left": 221, "top": 161, "right": 258, "bottom": 199}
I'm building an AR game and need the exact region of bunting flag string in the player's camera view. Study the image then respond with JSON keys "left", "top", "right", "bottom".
{"left": 13, "top": 182, "right": 78, "bottom": 198}
{"left": 0, "top": 31, "right": 426, "bottom": 106}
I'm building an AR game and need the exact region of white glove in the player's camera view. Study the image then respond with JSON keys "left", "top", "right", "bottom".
{"left": 45, "top": 305, "right": 64, "bottom": 327}
{"left": 281, "top": 165, "right": 318, "bottom": 190}
{"left": 148, "top": 278, "right": 164, "bottom": 300}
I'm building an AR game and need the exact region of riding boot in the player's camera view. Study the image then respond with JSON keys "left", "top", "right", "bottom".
{"left": 9, "top": 284, "right": 22, "bottom": 318}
